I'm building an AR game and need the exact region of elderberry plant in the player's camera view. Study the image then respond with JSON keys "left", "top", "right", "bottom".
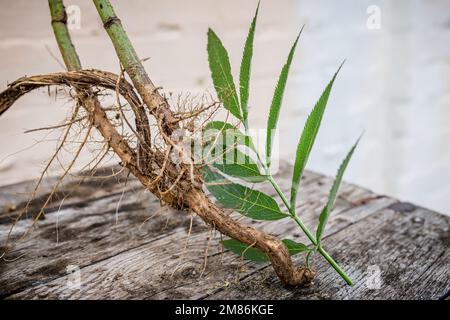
{"left": 200, "top": 3, "right": 359, "bottom": 285}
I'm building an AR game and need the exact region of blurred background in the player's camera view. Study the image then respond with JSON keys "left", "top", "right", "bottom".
{"left": 0, "top": 0, "right": 449, "bottom": 214}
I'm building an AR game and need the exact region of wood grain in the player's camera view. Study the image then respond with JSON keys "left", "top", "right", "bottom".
{"left": 0, "top": 164, "right": 448, "bottom": 299}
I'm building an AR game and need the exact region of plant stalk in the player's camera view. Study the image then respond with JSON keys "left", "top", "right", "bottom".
{"left": 267, "top": 175, "right": 353, "bottom": 285}
{"left": 50, "top": 0, "right": 152, "bottom": 172}
{"left": 92, "top": 0, "right": 178, "bottom": 134}
{"left": 49, "top": 0, "right": 82, "bottom": 70}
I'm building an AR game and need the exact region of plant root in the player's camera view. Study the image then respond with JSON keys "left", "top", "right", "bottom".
{"left": 0, "top": 69, "right": 316, "bottom": 286}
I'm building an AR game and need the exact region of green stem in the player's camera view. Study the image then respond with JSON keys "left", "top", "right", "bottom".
{"left": 92, "top": 0, "right": 151, "bottom": 88}
{"left": 49, "top": 0, "right": 82, "bottom": 70}
{"left": 243, "top": 118, "right": 249, "bottom": 133}
{"left": 92, "top": 0, "right": 175, "bottom": 122}
{"left": 317, "top": 245, "right": 352, "bottom": 285}
{"left": 266, "top": 175, "right": 352, "bottom": 285}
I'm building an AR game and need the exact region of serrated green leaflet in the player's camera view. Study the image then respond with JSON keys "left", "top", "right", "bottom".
{"left": 211, "top": 148, "right": 266, "bottom": 183}
{"left": 204, "top": 121, "right": 235, "bottom": 132}
{"left": 207, "top": 28, "right": 242, "bottom": 120}
{"left": 222, "top": 238, "right": 308, "bottom": 263}
{"left": 201, "top": 167, "right": 287, "bottom": 220}
{"left": 203, "top": 121, "right": 256, "bottom": 152}
{"left": 222, "top": 239, "right": 268, "bottom": 262}
{"left": 316, "top": 136, "right": 360, "bottom": 246}
{"left": 239, "top": 1, "right": 259, "bottom": 128}
{"left": 213, "top": 162, "right": 266, "bottom": 183}
{"left": 266, "top": 28, "right": 303, "bottom": 168}
{"left": 290, "top": 62, "right": 344, "bottom": 209}
{"left": 202, "top": 123, "right": 265, "bottom": 182}
{"left": 282, "top": 239, "right": 309, "bottom": 255}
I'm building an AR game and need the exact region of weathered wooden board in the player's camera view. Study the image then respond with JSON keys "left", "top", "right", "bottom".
{"left": 0, "top": 163, "right": 448, "bottom": 299}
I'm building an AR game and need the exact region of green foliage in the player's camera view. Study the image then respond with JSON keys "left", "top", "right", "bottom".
{"left": 239, "top": 2, "right": 259, "bottom": 127}
{"left": 203, "top": 121, "right": 256, "bottom": 152}
{"left": 203, "top": 3, "right": 359, "bottom": 285}
{"left": 203, "top": 121, "right": 235, "bottom": 132}
{"left": 316, "top": 137, "right": 360, "bottom": 246}
{"left": 265, "top": 29, "right": 302, "bottom": 168}
{"left": 221, "top": 238, "right": 309, "bottom": 262}
{"left": 202, "top": 167, "right": 288, "bottom": 220}
{"left": 211, "top": 148, "right": 266, "bottom": 183}
{"left": 207, "top": 29, "right": 242, "bottom": 120}
{"left": 282, "top": 239, "right": 310, "bottom": 255}
{"left": 290, "top": 63, "right": 344, "bottom": 209}
{"left": 222, "top": 238, "right": 269, "bottom": 262}
{"left": 202, "top": 121, "right": 264, "bottom": 182}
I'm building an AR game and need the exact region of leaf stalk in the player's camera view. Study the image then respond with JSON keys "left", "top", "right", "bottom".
{"left": 265, "top": 165, "right": 353, "bottom": 285}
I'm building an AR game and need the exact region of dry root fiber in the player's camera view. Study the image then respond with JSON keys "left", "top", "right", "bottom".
{"left": 0, "top": 70, "right": 315, "bottom": 286}
{"left": 0, "top": 0, "right": 315, "bottom": 287}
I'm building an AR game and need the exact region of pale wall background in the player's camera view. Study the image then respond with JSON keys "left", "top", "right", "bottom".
{"left": 0, "top": 0, "right": 449, "bottom": 214}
